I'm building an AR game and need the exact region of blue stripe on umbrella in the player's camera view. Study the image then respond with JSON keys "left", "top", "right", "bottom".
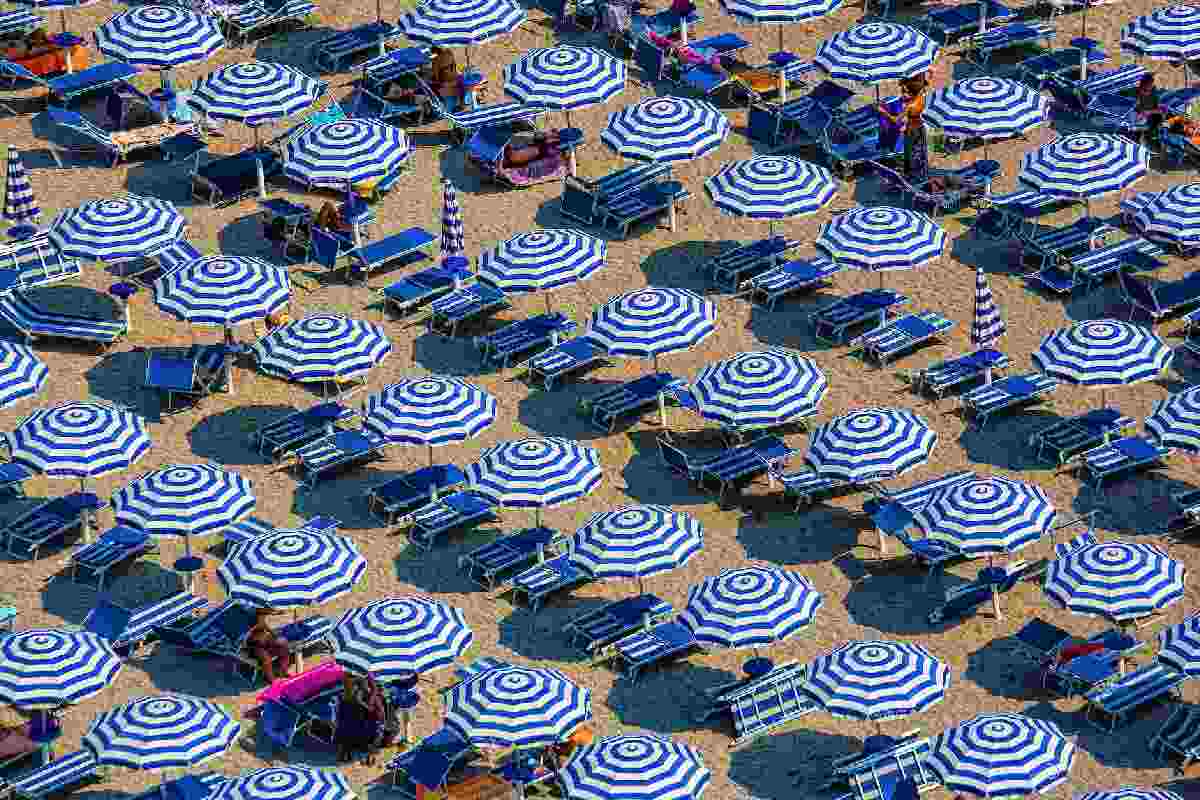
{"left": 4, "top": 147, "right": 39, "bottom": 229}
{"left": 330, "top": 596, "right": 474, "bottom": 678}
{"left": 504, "top": 46, "right": 626, "bottom": 114}
{"left": 1147, "top": 385, "right": 1200, "bottom": 451}
{"left": 705, "top": 156, "right": 838, "bottom": 222}
{"left": 466, "top": 437, "right": 602, "bottom": 513}
{"left": 361, "top": 376, "right": 496, "bottom": 452}
{"left": 805, "top": 640, "right": 950, "bottom": 721}
{"left": 1033, "top": 319, "right": 1172, "bottom": 389}
{"left": 680, "top": 566, "right": 822, "bottom": 650}
{"left": 283, "top": 119, "right": 410, "bottom": 190}
{"left": 0, "top": 629, "right": 121, "bottom": 708}
{"left": 928, "top": 713, "right": 1076, "bottom": 799}
{"left": 218, "top": 529, "right": 366, "bottom": 609}
{"left": 923, "top": 77, "right": 1048, "bottom": 141}
{"left": 602, "top": 97, "right": 730, "bottom": 163}
{"left": 915, "top": 477, "right": 1054, "bottom": 557}
{"left": 691, "top": 348, "right": 827, "bottom": 431}
{"left": 251, "top": 314, "right": 391, "bottom": 385}
{"left": 816, "top": 206, "right": 947, "bottom": 273}
{"left": 572, "top": 505, "right": 703, "bottom": 583}
{"left": 587, "top": 287, "right": 717, "bottom": 363}
{"left": 155, "top": 255, "right": 290, "bottom": 327}
{"left": 209, "top": 767, "right": 353, "bottom": 800}
{"left": 1019, "top": 133, "right": 1149, "bottom": 204}
{"left": 1122, "top": 5, "right": 1200, "bottom": 60}
{"left": 399, "top": 0, "right": 525, "bottom": 47}
{"left": 805, "top": 407, "right": 937, "bottom": 483}
{"left": 559, "top": 735, "right": 711, "bottom": 800}
{"left": 95, "top": 6, "right": 223, "bottom": 70}
{"left": 444, "top": 665, "right": 591, "bottom": 748}
{"left": 1078, "top": 790, "right": 1182, "bottom": 800}
{"left": 8, "top": 401, "right": 152, "bottom": 481}
{"left": 188, "top": 62, "right": 324, "bottom": 126}
{"left": 815, "top": 23, "right": 939, "bottom": 83}
{"left": 110, "top": 463, "right": 255, "bottom": 538}
{"left": 972, "top": 268, "right": 1006, "bottom": 348}
{"left": 1132, "top": 182, "right": 1200, "bottom": 251}
{"left": 0, "top": 341, "right": 47, "bottom": 410}
{"left": 441, "top": 179, "right": 464, "bottom": 259}
{"left": 1158, "top": 613, "right": 1200, "bottom": 676}
{"left": 1045, "top": 540, "right": 1185, "bottom": 622}
{"left": 720, "top": 0, "right": 842, "bottom": 22}
{"left": 49, "top": 195, "right": 185, "bottom": 263}
{"left": 84, "top": 694, "right": 241, "bottom": 769}
{"left": 477, "top": 229, "right": 606, "bottom": 293}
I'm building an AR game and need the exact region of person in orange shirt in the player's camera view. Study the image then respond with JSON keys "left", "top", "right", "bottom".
{"left": 1166, "top": 115, "right": 1200, "bottom": 147}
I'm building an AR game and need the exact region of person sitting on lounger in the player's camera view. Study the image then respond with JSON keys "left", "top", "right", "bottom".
{"left": 0, "top": 708, "right": 38, "bottom": 760}
{"left": 248, "top": 608, "right": 294, "bottom": 684}
{"left": 335, "top": 673, "right": 390, "bottom": 764}
{"left": 1136, "top": 73, "right": 1163, "bottom": 144}
{"left": 424, "top": 46, "right": 461, "bottom": 111}
{"left": 314, "top": 201, "right": 354, "bottom": 235}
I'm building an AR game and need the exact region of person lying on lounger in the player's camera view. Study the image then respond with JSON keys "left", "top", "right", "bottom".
{"left": 645, "top": 29, "right": 726, "bottom": 74}
{"left": 248, "top": 608, "right": 294, "bottom": 684}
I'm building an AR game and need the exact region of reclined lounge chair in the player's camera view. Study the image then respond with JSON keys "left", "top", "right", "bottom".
{"left": 707, "top": 236, "right": 802, "bottom": 289}
{"left": 563, "top": 594, "right": 674, "bottom": 654}
{"left": 825, "top": 736, "right": 937, "bottom": 800}
{"left": 458, "top": 526, "right": 564, "bottom": 589}
{"left": 594, "top": 616, "right": 703, "bottom": 681}
{"left": 604, "top": 181, "right": 691, "bottom": 237}
{"left": 812, "top": 289, "right": 909, "bottom": 343}
{"left": 354, "top": 48, "right": 434, "bottom": 123}
{"left": 521, "top": 337, "right": 608, "bottom": 390}
{"left": 0, "top": 292, "right": 127, "bottom": 349}
{"left": 251, "top": 401, "right": 357, "bottom": 461}
{"left": 399, "top": 491, "right": 500, "bottom": 550}
{"left": 422, "top": 83, "right": 546, "bottom": 143}
{"left": 746, "top": 79, "right": 856, "bottom": 149}
{"left": 697, "top": 659, "right": 816, "bottom": 746}
{"left": 559, "top": 164, "right": 673, "bottom": 226}
{"left": 509, "top": 553, "right": 598, "bottom": 612}
{"left": 1028, "top": 236, "right": 1165, "bottom": 295}
{"left": 222, "top": 0, "right": 316, "bottom": 45}
{"left": 0, "top": 234, "right": 81, "bottom": 292}
{"left": 426, "top": 281, "right": 511, "bottom": 337}
{"left": 345, "top": 227, "right": 435, "bottom": 284}
{"left": 1016, "top": 46, "right": 1109, "bottom": 85}
{"left": 658, "top": 434, "right": 795, "bottom": 505}
{"left": 191, "top": 149, "right": 283, "bottom": 207}
{"left": 67, "top": 525, "right": 155, "bottom": 589}
{"left": 386, "top": 727, "right": 478, "bottom": 800}
{"left": 5, "top": 493, "right": 96, "bottom": 560}
{"left": 311, "top": 21, "right": 403, "bottom": 73}
{"left": 1120, "top": 269, "right": 1200, "bottom": 321}
{"left": 47, "top": 109, "right": 197, "bottom": 167}
{"left": 1028, "top": 407, "right": 1134, "bottom": 465}
{"left": 81, "top": 593, "right": 208, "bottom": 657}
{"left": 125, "top": 240, "right": 203, "bottom": 288}
{"left": 921, "top": 0, "right": 1015, "bottom": 42}
{"left": 763, "top": 460, "right": 855, "bottom": 511}
{"left": 1085, "top": 662, "right": 1186, "bottom": 730}
{"left": 1151, "top": 703, "right": 1200, "bottom": 772}
{"left": 960, "top": 373, "right": 1059, "bottom": 428}
{"left": 1021, "top": 216, "right": 1113, "bottom": 270}
{"left": 740, "top": 255, "right": 842, "bottom": 310}
{"left": 292, "top": 429, "right": 388, "bottom": 489}
{"left": 380, "top": 262, "right": 473, "bottom": 317}
{"left": 144, "top": 347, "right": 227, "bottom": 414}
{"left": 1070, "top": 435, "right": 1173, "bottom": 492}
{"left": 850, "top": 311, "right": 954, "bottom": 367}
{"left": 9, "top": 750, "right": 102, "bottom": 800}
{"left": 365, "top": 465, "right": 467, "bottom": 523}
{"left": 822, "top": 101, "right": 905, "bottom": 178}
{"left": 912, "top": 349, "right": 1009, "bottom": 401}
{"left": 0, "top": 461, "right": 34, "bottom": 499}
{"left": 475, "top": 312, "right": 576, "bottom": 368}
{"left": 0, "top": 11, "right": 43, "bottom": 40}
{"left": 962, "top": 22, "right": 1056, "bottom": 71}
{"left": 581, "top": 372, "right": 683, "bottom": 432}
{"left": 0, "top": 60, "right": 140, "bottom": 113}
{"left": 927, "top": 559, "right": 1048, "bottom": 624}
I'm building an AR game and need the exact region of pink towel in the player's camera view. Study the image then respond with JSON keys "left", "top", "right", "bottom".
{"left": 257, "top": 661, "right": 345, "bottom": 705}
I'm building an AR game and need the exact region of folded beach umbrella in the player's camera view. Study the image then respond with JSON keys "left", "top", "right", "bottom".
{"left": 443, "top": 665, "right": 591, "bottom": 748}
{"left": 1131, "top": 183, "right": 1200, "bottom": 252}
{"left": 560, "top": 734, "right": 711, "bottom": 800}
{"left": 218, "top": 529, "right": 366, "bottom": 610}
{"left": 252, "top": 314, "right": 391, "bottom": 392}
{"left": 1033, "top": 319, "right": 1172, "bottom": 407}
{"left": 602, "top": 96, "right": 731, "bottom": 164}
{"left": 928, "top": 713, "right": 1075, "bottom": 799}
{"left": 806, "top": 407, "right": 937, "bottom": 483}
{"left": 815, "top": 206, "right": 946, "bottom": 288}
{"left": 923, "top": 77, "right": 1048, "bottom": 154}
{"left": 0, "top": 629, "right": 121, "bottom": 710}
{"left": 1044, "top": 539, "right": 1185, "bottom": 624}
{"left": 4, "top": 147, "right": 39, "bottom": 240}
{"left": 95, "top": 6, "right": 223, "bottom": 88}
{"left": 806, "top": 640, "right": 950, "bottom": 732}
{"left": 705, "top": 156, "right": 838, "bottom": 237}
{"left": 477, "top": 229, "right": 607, "bottom": 310}
{"left": 8, "top": 401, "right": 152, "bottom": 490}
{"left": 84, "top": 694, "right": 240, "bottom": 770}
{"left": 504, "top": 46, "right": 626, "bottom": 128}
{"left": 210, "top": 767, "right": 353, "bottom": 800}
{"left": 1146, "top": 385, "right": 1200, "bottom": 451}
{"left": 972, "top": 266, "right": 1005, "bottom": 352}
{"left": 399, "top": 0, "right": 524, "bottom": 65}
{"left": 690, "top": 348, "right": 827, "bottom": 433}
{"left": 572, "top": 505, "right": 703, "bottom": 594}
{"left": 1158, "top": 614, "right": 1200, "bottom": 676}
{"left": 49, "top": 195, "right": 185, "bottom": 264}
{"left": 330, "top": 596, "right": 473, "bottom": 679}
{"left": 283, "top": 119, "right": 410, "bottom": 191}
{"left": 1123, "top": 5, "right": 1200, "bottom": 62}
{"left": 1019, "top": 133, "right": 1149, "bottom": 214}
{"left": 466, "top": 437, "right": 602, "bottom": 526}
{"left": 441, "top": 178, "right": 464, "bottom": 259}
{"left": 0, "top": 341, "right": 47, "bottom": 410}
{"left": 815, "top": 22, "right": 938, "bottom": 90}
{"left": 361, "top": 376, "right": 496, "bottom": 465}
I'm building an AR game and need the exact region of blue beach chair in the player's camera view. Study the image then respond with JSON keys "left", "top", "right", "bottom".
{"left": 1028, "top": 408, "right": 1134, "bottom": 465}
{"left": 1086, "top": 662, "right": 1186, "bottom": 730}
{"left": 510, "top": 554, "right": 597, "bottom": 612}
{"left": 252, "top": 401, "right": 356, "bottom": 461}
{"left": 762, "top": 461, "right": 855, "bottom": 511}
{"left": 698, "top": 660, "right": 817, "bottom": 746}
{"left": 401, "top": 491, "right": 500, "bottom": 550}
{"left": 0, "top": 60, "right": 140, "bottom": 113}
{"left": 595, "top": 616, "right": 703, "bottom": 681}
{"left": 346, "top": 228, "right": 435, "bottom": 284}
{"left": 522, "top": 337, "right": 608, "bottom": 390}
{"left": 5, "top": 493, "right": 96, "bottom": 560}
{"left": 913, "top": 349, "right": 1009, "bottom": 401}
{"left": 459, "top": 526, "right": 565, "bottom": 589}
{"left": 564, "top": 594, "right": 674, "bottom": 654}
{"left": 926, "top": 559, "right": 1048, "bottom": 624}
{"left": 0, "top": 292, "right": 126, "bottom": 349}
{"left": 365, "top": 465, "right": 467, "bottom": 523}
{"left": 386, "top": 727, "right": 477, "bottom": 799}
{"left": 81, "top": 593, "right": 208, "bottom": 657}
{"left": 380, "top": 262, "right": 472, "bottom": 317}
{"left": 9, "top": 750, "right": 102, "bottom": 800}
{"left": 0, "top": 235, "right": 81, "bottom": 292}
{"left": 426, "top": 281, "right": 511, "bottom": 337}
{"left": 1120, "top": 269, "right": 1200, "bottom": 321}
{"left": 222, "top": 0, "right": 315, "bottom": 45}
{"left": 851, "top": 311, "right": 955, "bottom": 366}
{"left": 293, "top": 429, "right": 388, "bottom": 489}
{"left": 67, "top": 525, "right": 154, "bottom": 588}
{"left": 741, "top": 255, "right": 843, "bottom": 310}
{"left": 559, "top": 163, "right": 671, "bottom": 225}
{"left": 475, "top": 312, "right": 576, "bottom": 368}
{"left": 583, "top": 373, "right": 683, "bottom": 432}
{"left": 960, "top": 373, "right": 1059, "bottom": 428}
{"left": 0, "top": 461, "right": 34, "bottom": 499}
{"left": 1072, "top": 435, "right": 1172, "bottom": 491}
{"left": 311, "top": 21, "right": 403, "bottom": 73}
{"left": 812, "top": 290, "right": 909, "bottom": 343}
{"left": 707, "top": 236, "right": 802, "bottom": 288}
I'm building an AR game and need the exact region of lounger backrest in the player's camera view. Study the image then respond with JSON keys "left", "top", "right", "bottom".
{"left": 310, "top": 227, "right": 343, "bottom": 269}
{"left": 152, "top": 240, "right": 203, "bottom": 274}
{"left": 1118, "top": 270, "right": 1159, "bottom": 313}
{"left": 634, "top": 37, "right": 668, "bottom": 83}
{"left": 0, "top": 59, "right": 43, "bottom": 87}
{"left": 656, "top": 436, "right": 692, "bottom": 475}
{"left": 48, "top": 108, "right": 113, "bottom": 148}
{"left": 83, "top": 599, "right": 134, "bottom": 644}
{"left": 0, "top": 236, "right": 80, "bottom": 290}
{"left": 886, "top": 470, "right": 975, "bottom": 512}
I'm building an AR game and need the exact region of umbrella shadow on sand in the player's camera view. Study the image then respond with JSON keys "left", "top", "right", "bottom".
{"left": 640, "top": 241, "right": 727, "bottom": 294}
{"left": 606, "top": 662, "right": 742, "bottom": 734}
{"left": 497, "top": 603, "right": 589, "bottom": 663}
{"left": 1070, "top": 472, "right": 1195, "bottom": 536}
{"left": 84, "top": 349, "right": 154, "bottom": 413}
{"left": 1020, "top": 699, "right": 1168, "bottom": 771}
{"left": 964, "top": 636, "right": 1049, "bottom": 702}
{"left": 841, "top": 566, "right": 946, "bottom": 636}
{"left": 730, "top": 729, "right": 864, "bottom": 799}
{"left": 186, "top": 404, "right": 296, "bottom": 465}
{"left": 956, "top": 409, "right": 1059, "bottom": 472}
{"left": 735, "top": 503, "right": 867, "bottom": 565}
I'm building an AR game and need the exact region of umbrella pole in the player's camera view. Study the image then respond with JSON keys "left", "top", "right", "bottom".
{"left": 254, "top": 128, "right": 267, "bottom": 199}
{"left": 223, "top": 326, "right": 235, "bottom": 394}
{"left": 534, "top": 507, "right": 541, "bottom": 529}
{"left": 429, "top": 443, "right": 435, "bottom": 469}
{"left": 80, "top": 477, "right": 92, "bottom": 543}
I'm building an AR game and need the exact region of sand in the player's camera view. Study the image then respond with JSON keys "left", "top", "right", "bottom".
{"left": 3, "top": 0, "right": 1200, "bottom": 798}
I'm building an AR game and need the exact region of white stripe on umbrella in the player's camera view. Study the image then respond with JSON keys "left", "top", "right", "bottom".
{"left": 466, "top": 437, "right": 602, "bottom": 525}
{"left": 49, "top": 195, "right": 185, "bottom": 263}
{"left": 806, "top": 407, "right": 937, "bottom": 483}
{"left": 1132, "top": 182, "right": 1200, "bottom": 251}
{"left": 441, "top": 179, "right": 464, "bottom": 259}
{"left": 587, "top": 287, "right": 716, "bottom": 367}
{"left": 806, "top": 640, "right": 950, "bottom": 725}
{"left": 209, "top": 767, "right": 354, "bottom": 800}
{"left": 571, "top": 505, "right": 703, "bottom": 591}
{"left": 84, "top": 694, "right": 240, "bottom": 770}
{"left": 477, "top": 229, "right": 606, "bottom": 297}
{"left": 916, "top": 476, "right": 1054, "bottom": 557}
{"left": 971, "top": 267, "right": 1005, "bottom": 349}
{"left": 7, "top": 401, "right": 152, "bottom": 482}
{"left": 360, "top": 376, "right": 496, "bottom": 463}
{"left": 283, "top": 119, "right": 410, "bottom": 190}
{"left": 691, "top": 348, "right": 827, "bottom": 431}
{"left": 816, "top": 206, "right": 946, "bottom": 280}
{"left": 928, "top": 714, "right": 1075, "bottom": 798}
{"left": 330, "top": 596, "right": 473, "bottom": 679}
{"left": 924, "top": 77, "right": 1048, "bottom": 143}
{"left": 602, "top": 96, "right": 730, "bottom": 163}
{"left": 251, "top": 314, "right": 391, "bottom": 387}
{"left": 155, "top": 254, "right": 290, "bottom": 327}
{"left": 95, "top": 6, "right": 223, "bottom": 70}
{"left": 679, "top": 566, "right": 822, "bottom": 650}
{"left": 1146, "top": 385, "right": 1200, "bottom": 451}
{"left": 399, "top": 0, "right": 524, "bottom": 57}
{"left": 560, "top": 735, "right": 711, "bottom": 800}
{"left": 218, "top": 529, "right": 366, "bottom": 609}
{"left": 1122, "top": 5, "right": 1200, "bottom": 61}
{"left": 0, "top": 341, "right": 47, "bottom": 410}
{"left": 705, "top": 156, "right": 838, "bottom": 235}
{"left": 1019, "top": 133, "right": 1149, "bottom": 210}
{"left": 0, "top": 629, "right": 121, "bottom": 708}
{"left": 443, "top": 665, "right": 591, "bottom": 748}
{"left": 815, "top": 22, "right": 939, "bottom": 84}
{"left": 1044, "top": 540, "right": 1185, "bottom": 623}
{"left": 503, "top": 46, "right": 626, "bottom": 127}
{"left": 188, "top": 61, "right": 324, "bottom": 125}
{"left": 4, "top": 147, "right": 39, "bottom": 233}
{"left": 1033, "top": 319, "right": 1172, "bottom": 406}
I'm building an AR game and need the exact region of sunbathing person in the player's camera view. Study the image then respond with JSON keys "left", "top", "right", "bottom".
{"left": 0, "top": 708, "right": 38, "bottom": 760}
{"left": 645, "top": 29, "right": 725, "bottom": 73}
{"left": 335, "top": 673, "right": 390, "bottom": 764}
{"left": 247, "top": 608, "right": 294, "bottom": 684}
{"left": 314, "top": 201, "right": 354, "bottom": 235}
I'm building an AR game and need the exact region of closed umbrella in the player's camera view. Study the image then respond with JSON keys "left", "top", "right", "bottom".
{"left": 441, "top": 179, "right": 464, "bottom": 259}
{"left": 4, "top": 147, "right": 39, "bottom": 240}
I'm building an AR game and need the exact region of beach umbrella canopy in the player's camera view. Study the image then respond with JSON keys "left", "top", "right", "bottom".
{"left": 84, "top": 694, "right": 240, "bottom": 770}
{"left": 154, "top": 255, "right": 290, "bottom": 328}
{"left": 7, "top": 401, "right": 151, "bottom": 483}
{"left": 1158, "top": 614, "right": 1200, "bottom": 675}
{"left": 49, "top": 195, "right": 185, "bottom": 263}
{"left": 361, "top": 376, "right": 496, "bottom": 461}
{"left": 927, "top": 713, "right": 1075, "bottom": 798}
{"left": 503, "top": 46, "right": 626, "bottom": 125}
{"left": 1078, "top": 790, "right": 1182, "bottom": 800}
{"left": 923, "top": 77, "right": 1048, "bottom": 142}
{"left": 1019, "top": 133, "right": 1149, "bottom": 209}
{"left": 466, "top": 437, "right": 602, "bottom": 525}
{"left": 815, "top": 22, "right": 939, "bottom": 84}
{"left": 806, "top": 407, "right": 937, "bottom": 483}
{"left": 560, "top": 734, "right": 711, "bottom": 800}
{"left": 602, "top": 97, "right": 731, "bottom": 163}
{"left": 1122, "top": 5, "right": 1200, "bottom": 60}
{"left": 444, "top": 665, "right": 591, "bottom": 748}
{"left": 806, "top": 640, "right": 950, "bottom": 722}
{"left": 705, "top": 156, "right": 838, "bottom": 234}
{"left": 1033, "top": 319, "right": 1172, "bottom": 405}
{"left": 441, "top": 179, "right": 464, "bottom": 259}
{"left": 251, "top": 314, "right": 391, "bottom": 387}
{"left": 720, "top": 0, "right": 844, "bottom": 53}
{"left": 210, "top": 767, "right": 353, "bottom": 800}
{"left": 94, "top": 6, "right": 223, "bottom": 71}
{"left": 690, "top": 348, "right": 827, "bottom": 431}
{"left": 399, "top": 0, "right": 524, "bottom": 57}
{"left": 188, "top": 61, "right": 324, "bottom": 126}
{"left": 476, "top": 229, "right": 607, "bottom": 297}
{"left": 1146, "top": 385, "right": 1200, "bottom": 451}
{"left": 1131, "top": 183, "right": 1200, "bottom": 251}
{"left": 0, "top": 629, "right": 121, "bottom": 709}
{"left": 572, "top": 505, "right": 703, "bottom": 590}
{"left": 972, "top": 267, "right": 1006, "bottom": 349}
{"left": 816, "top": 206, "right": 946, "bottom": 281}
{"left": 218, "top": 529, "right": 367, "bottom": 610}
{"left": 0, "top": 341, "right": 47, "bottom": 409}
{"left": 1044, "top": 540, "right": 1185, "bottom": 623}
{"left": 680, "top": 566, "right": 822, "bottom": 652}
{"left": 330, "top": 596, "right": 473, "bottom": 679}
{"left": 283, "top": 119, "right": 410, "bottom": 190}
{"left": 4, "top": 147, "right": 39, "bottom": 238}
{"left": 588, "top": 287, "right": 716, "bottom": 370}
{"left": 916, "top": 477, "right": 1054, "bottom": 558}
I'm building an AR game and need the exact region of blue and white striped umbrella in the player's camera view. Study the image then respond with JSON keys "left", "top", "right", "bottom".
{"left": 504, "top": 46, "right": 626, "bottom": 122}
{"left": 1045, "top": 540, "right": 1185, "bottom": 623}
{"left": 444, "top": 665, "right": 591, "bottom": 748}
{"left": 806, "top": 407, "right": 937, "bottom": 483}
{"left": 466, "top": 437, "right": 601, "bottom": 524}
{"left": 928, "top": 713, "right": 1075, "bottom": 799}
{"left": 815, "top": 23, "right": 939, "bottom": 84}
{"left": 602, "top": 97, "right": 730, "bottom": 163}
{"left": 560, "top": 735, "right": 711, "bottom": 800}
{"left": 588, "top": 288, "right": 716, "bottom": 368}
{"left": 95, "top": 6, "right": 223, "bottom": 71}
{"left": 252, "top": 315, "right": 391, "bottom": 386}
{"left": 399, "top": 0, "right": 525, "bottom": 49}
{"left": 155, "top": 255, "right": 290, "bottom": 328}
{"left": 0, "top": 630, "right": 121, "bottom": 708}
{"left": 1132, "top": 183, "right": 1200, "bottom": 251}
{"left": 1078, "top": 790, "right": 1182, "bottom": 800}
{"left": 8, "top": 401, "right": 151, "bottom": 481}
{"left": 720, "top": 0, "right": 842, "bottom": 23}
{"left": 84, "top": 694, "right": 240, "bottom": 770}
{"left": 923, "top": 77, "right": 1048, "bottom": 141}
{"left": 680, "top": 567, "right": 822, "bottom": 651}
{"left": 1123, "top": 5, "right": 1200, "bottom": 61}
{"left": 1158, "top": 614, "right": 1200, "bottom": 675}
{"left": 218, "top": 529, "right": 366, "bottom": 610}
{"left": 477, "top": 230, "right": 607, "bottom": 294}
{"left": 361, "top": 376, "right": 496, "bottom": 460}
{"left": 210, "top": 767, "right": 353, "bottom": 800}
{"left": 1146, "top": 385, "right": 1200, "bottom": 451}
{"left": 188, "top": 62, "right": 324, "bottom": 126}
{"left": 972, "top": 268, "right": 1006, "bottom": 348}
{"left": 1033, "top": 319, "right": 1172, "bottom": 394}
{"left": 4, "top": 147, "right": 39, "bottom": 232}
{"left": 1019, "top": 133, "right": 1149, "bottom": 206}
{"left": 283, "top": 119, "right": 410, "bottom": 190}
{"left": 816, "top": 206, "right": 947, "bottom": 276}
{"left": 691, "top": 348, "right": 827, "bottom": 431}
{"left": 0, "top": 342, "right": 47, "bottom": 410}
{"left": 572, "top": 505, "right": 703, "bottom": 586}
{"left": 916, "top": 477, "right": 1054, "bottom": 557}
{"left": 330, "top": 596, "right": 474, "bottom": 678}
{"left": 705, "top": 157, "right": 838, "bottom": 231}
{"left": 806, "top": 640, "right": 950, "bottom": 721}
{"left": 441, "top": 179, "right": 464, "bottom": 259}
{"left": 49, "top": 195, "right": 185, "bottom": 263}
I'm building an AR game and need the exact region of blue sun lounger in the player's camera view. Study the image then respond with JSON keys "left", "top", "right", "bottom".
{"left": 0, "top": 11, "right": 42, "bottom": 38}
{"left": 1028, "top": 236, "right": 1165, "bottom": 295}
{"left": 1120, "top": 269, "right": 1200, "bottom": 321}
{"left": 253, "top": 402, "right": 356, "bottom": 462}
{"left": 960, "top": 373, "right": 1059, "bottom": 428}
{"left": 521, "top": 337, "right": 608, "bottom": 390}
{"left": 604, "top": 182, "right": 691, "bottom": 237}
{"left": 698, "top": 660, "right": 817, "bottom": 746}
{"left": 913, "top": 349, "right": 1009, "bottom": 401}
{"left": 427, "top": 281, "right": 511, "bottom": 336}
{"left": 144, "top": 350, "right": 219, "bottom": 414}
{"left": 46, "top": 109, "right": 197, "bottom": 167}
{"left": 596, "top": 617, "right": 703, "bottom": 681}
{"left": 476, "top": 312, "right": 576, "bottom": 368}
{"left": 863, "top": 470, "right": 975, "bottom": 534}
{"left": 293, "top": 429, "right": 387, "bottom": 489}
{"left": 82, "top": 593, "right": 208, "bottom": 657}
{"left": 1072, "top": 436, "right": 1173, "bottom": 492}
{"left": 564, "top": 594, "right": 674, "bottom": 654}
{"left": 746, "top": 79, "right": 857, "bottom": 149}
{"left": 381, "top": 262, "right": 473, "bottom": 317}
{"left": 347, "top": 228, "right": 434, "bottom": 283}
{"left": 829, "top": 738, "right": 937, "bottom": 800}
{"left": 386, "top": 727, "right": 477, "bottom": 800}
{"left": 0, "top": 292, "right": 126, "bottom": 348}
{"left": 973, "top": 189, "right": 1074, "bottom": 240}
{"left": 583, "top": 372, "right": 683, "bottom": 432}
{"left": 191, "top": 148, "right": 282, "bottom": 207}
{"left": 365, "top": 465, "right": 467, "bottom": 523}
{"left": 355, "top": 48, "right": 432, "bottom": 122}
{"left": 707, "top": 236, "right": 803, "bottom": 288}
{"left": 0, "top": 462, "right": 34, "bottom": 499}
{"left": 421, "top": 82, "right": 546, "bottom": 141}
{"left": 658, "top": 435, "right": 795, "bottom": 504}
{"left": 9, "top": 750, "right": 102, "bottom": 800}
{"left": 311, "top": 21, "right": 403, "bottom": 73}
{"left": 402, "top": 491, "right": 500, "bottom": 550}
{"left": 1028, "top": 408, "right": 1135, "bottom": 465}
{"left": 962, "top": 22, "right": 1056, "bottom": 70}
{"left": 222, "top": 0, "right": 315, "bottom": 45}
{"left": 1017, "top": 46, "right": 1109, "bottom": 85}
{"left": 5, "top": 493, "right": 96, "bottom": 560}
{"left": 741, "top": 255, "right": 842, "bottom": 310}
{"left": 921, "top": 0, "right": 1015, "bottom": 42}
{"left": 1021, "top": 216, "right": 1113, "bottom": 270}
{"left": 0, "top": 60, "right": 140, "bottom": 113}
{"left": 1086, "top": 662, "right": 1186, "bottom": 731}
{"left": 822, "top": 101, "right": 905, "bottom": 177}
{"left": 926, "top": 559, "right": 1048, "bottom": 624}
{"left": 851, "top": 311, "right": 954, "bottom": 366}
{"left": 126, "top": 240, "right": 203, "bottom": 288}
{"left": 0, "top": 235, "right": 81, "bottom": 292}
{"left": 1151, "top": 704, "right": 1200, "bottom": 773}
{"left": 1040, "top": 72, "right": 1138, "bottom": 133}
{"left": 559, "top": 163, "right": 672, "bottom": 226}
{"left": 138, "top": 773, "right": 224, "bottom": 800}
{"left": 67, "top": 526, "right": 155, "bottom": 589}
{"left": 459, "top": 526, "right": 565, "bottom": 589}
{"left": 510, "top": 554, "right": 597, "bottom": 612}
{"left": 763, "top": 461, "right": 856, "bottom": 511}
{"left": 812, "top": 290, "right": 909, "bottom": 343}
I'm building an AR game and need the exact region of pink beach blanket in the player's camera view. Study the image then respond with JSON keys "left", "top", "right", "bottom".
{"left": 256, "top": 661, "right": 344, "bottom": 706}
